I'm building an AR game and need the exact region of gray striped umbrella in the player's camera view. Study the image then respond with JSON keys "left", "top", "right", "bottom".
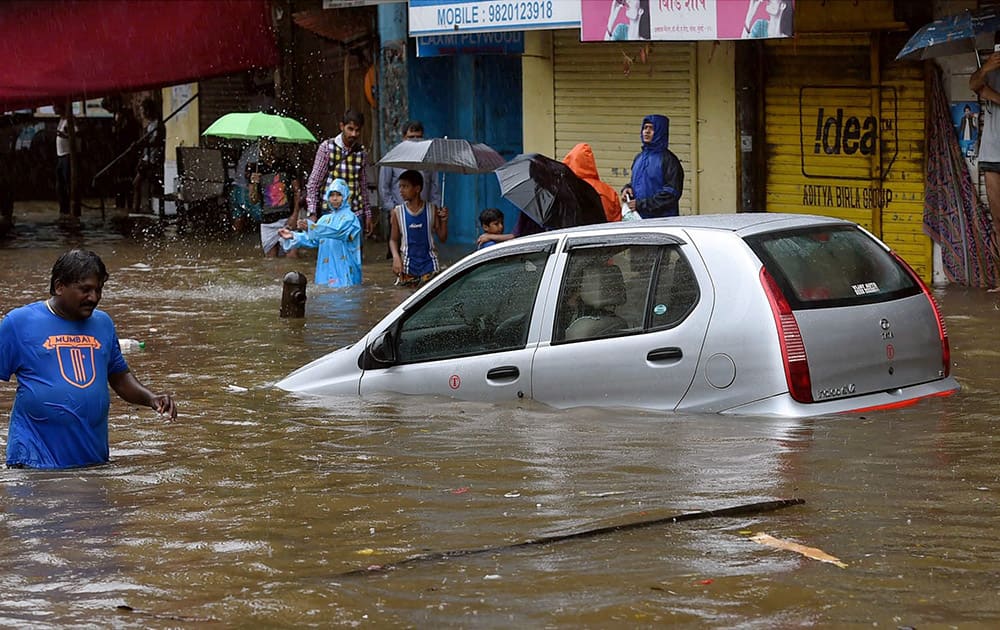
{"left": 377, "top": 138, "right": 504, "bottom": 174}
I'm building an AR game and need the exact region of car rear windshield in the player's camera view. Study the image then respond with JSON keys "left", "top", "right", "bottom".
{"left": 745, "top": 225, "right": 920, "bottom": 309}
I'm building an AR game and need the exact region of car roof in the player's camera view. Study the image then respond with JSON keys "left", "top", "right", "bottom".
{"left": 513, "top": 213, "right": 855, "bottom": 242}
{"left": 642, "top": 213, "right": 853, "bottom": 234}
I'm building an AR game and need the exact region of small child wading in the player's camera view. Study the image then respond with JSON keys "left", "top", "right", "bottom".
{"left": 279, "top": 178, "right": 362, "bottom": 287}
{"left": 389, "top": 170, "right": 449, "bottom": 287}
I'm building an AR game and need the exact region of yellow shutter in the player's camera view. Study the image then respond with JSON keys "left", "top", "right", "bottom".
{"left": 880, "top": 60, "right": 930, "bottom": 279}
{"left": 552, "top": 30, "right": 695, "bottom": 214}
{"left": 763, "top": 35, "right": 931, "bottom": 280}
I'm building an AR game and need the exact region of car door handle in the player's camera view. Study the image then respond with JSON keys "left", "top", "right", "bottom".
{"left": 487, "top": 366, "right": 520, "bottom": 380}
{"left": 647, "top": 347, "right": 683, "bottom": 362}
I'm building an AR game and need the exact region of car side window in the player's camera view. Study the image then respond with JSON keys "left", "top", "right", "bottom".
{"left": 553, "top": 244, "right": 697, "bottom": 343}
{"left": 396, "top": 251, "right": 550, "bottom": 364}
{"left": 648, "top": 247, "right": 700, "bottom": 330}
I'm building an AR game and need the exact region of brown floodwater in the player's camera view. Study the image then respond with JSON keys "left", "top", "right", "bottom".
{"left": 0, "top": 212, "right": 998, "bottom": 627}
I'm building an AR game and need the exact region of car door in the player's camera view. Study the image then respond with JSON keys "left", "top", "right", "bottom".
{"left": 359, "top": 241, "right": 558, "bottom": 402}
{"left": 530, "top": 233, "right": 713, "bottom": 411}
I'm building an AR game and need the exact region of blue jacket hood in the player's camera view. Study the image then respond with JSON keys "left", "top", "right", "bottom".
{"left": 325, "top": 178, "right": 352, "bottom": 213}
{"left": 641, "top": 114, "right": 669, "bottom": 153}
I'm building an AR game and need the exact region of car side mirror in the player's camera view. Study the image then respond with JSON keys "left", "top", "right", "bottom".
{"left": 362, "top": 329, "right": 396, "bottom": 369}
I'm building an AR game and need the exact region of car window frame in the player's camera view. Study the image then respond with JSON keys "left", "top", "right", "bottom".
{"left": 390, "top": 241, "right": 556, "bottom": 365}
{"left": 551, "top": 239, "right": 700, "bottom": 345}
{"left": 744, "top": 225, "right": 921, "bottom": 311}
{"left": 644, "top": 245, "right": 701, "bottom": 331}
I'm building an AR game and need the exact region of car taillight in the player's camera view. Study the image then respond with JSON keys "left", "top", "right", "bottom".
{"left": 759, "top": 267, "right": 813, "bottom": 403}
{"left": 890, "top": 252, "right": 950, "bottom": 378}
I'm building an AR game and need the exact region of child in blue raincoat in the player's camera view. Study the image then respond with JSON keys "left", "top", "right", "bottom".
{"left": 279, "top": 178, "right": 362, "bottom": 287}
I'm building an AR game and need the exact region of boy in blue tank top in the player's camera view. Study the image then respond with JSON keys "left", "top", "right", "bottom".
{"left": 0, "top": 250, "right": 177, "bottom": 469}
{"left": 389, "top": 170, "right": 449, "bottom": 287}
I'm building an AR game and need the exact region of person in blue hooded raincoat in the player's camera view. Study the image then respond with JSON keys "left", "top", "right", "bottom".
{"left": 278, "top": 178, "right": 362, "bottom": 287}
{"left": 621, "top": 114, "right": 683, "bottom": 219}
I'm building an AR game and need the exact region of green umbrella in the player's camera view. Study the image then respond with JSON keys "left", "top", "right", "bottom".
{"left": 202, "top": 112, "right": 316, "bottom": 143}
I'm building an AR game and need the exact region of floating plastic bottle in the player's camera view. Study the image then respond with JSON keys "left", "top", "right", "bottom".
{"left": 119, "top": 338, "right": 146, "bottom": 352}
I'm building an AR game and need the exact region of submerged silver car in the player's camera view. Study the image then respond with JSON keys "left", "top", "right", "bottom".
{"left": 277, "top": 214, "right": 958, "bottom": 417}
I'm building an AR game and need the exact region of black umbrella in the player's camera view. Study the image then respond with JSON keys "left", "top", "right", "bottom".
{"left": 495, "top": 153, "right": 606, "bottom": 230}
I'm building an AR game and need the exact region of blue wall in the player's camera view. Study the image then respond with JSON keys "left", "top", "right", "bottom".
{"left": 408, "top": 46, "right": 522, "bottom": 246}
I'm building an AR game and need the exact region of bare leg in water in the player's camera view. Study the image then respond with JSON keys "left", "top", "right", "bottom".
{"left": 985, "top": 171, "right": 1000, "bottom": 291}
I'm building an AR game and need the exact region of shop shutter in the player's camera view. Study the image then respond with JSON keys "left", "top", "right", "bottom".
{"left": 763, "top": 34, "right": 931, "bottom": 280}
{"left": 552, "top": 30, "right": 695, "bottom": 215}
{"left": 879, "top": 59, "right": 929, "bottom": 277}
{"left": 198, "top": 73, "right": 253, "bottom": 135}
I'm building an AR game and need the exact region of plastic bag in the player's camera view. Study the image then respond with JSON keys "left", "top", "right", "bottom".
{"left": 621, "top": 190, "right": 641, "bottom": 222}
{"left": 621, "top": 201, "right": 641, "bottom": 222}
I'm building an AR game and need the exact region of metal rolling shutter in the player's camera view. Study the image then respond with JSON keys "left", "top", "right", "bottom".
{"left": 763, "top": 35, "right": 931, "bottom": 280}
{"left": 198, "top": 74, "right": 252, "bottom": 136}
{"left": 552, "top": 30, "right": 695, "bottom": 215}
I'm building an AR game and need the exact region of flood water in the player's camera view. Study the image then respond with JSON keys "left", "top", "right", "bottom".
{"left": 0, "top": 213, "right": 998, "bottom": 627}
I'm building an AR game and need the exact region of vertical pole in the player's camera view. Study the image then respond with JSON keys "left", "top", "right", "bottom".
{"left": 274, "top": 0, "right": 296, "bottom": 115}
{"left": 735, "top": 41, "right": 763, "bottom": 212}
{"left": 870, "top": 32, "right": 883, "bottom": 238}
{"left": 377, "top": 3, "right": 409, "bottom": 238}
{"left": 66, "top": 98, "right": 81, "bottom": 217}
{"left": 689, "top": 43, "right": 699, "bottom": 217}
{"left": 343, "top": 55, "right": 351, "bottom": 115}
{"left": 377, "top": 2, "right": 409, "bottom": 160}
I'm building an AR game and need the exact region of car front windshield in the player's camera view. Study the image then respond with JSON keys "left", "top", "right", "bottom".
{"left": 746, "top": 226, "right": 919, "bottom": 308}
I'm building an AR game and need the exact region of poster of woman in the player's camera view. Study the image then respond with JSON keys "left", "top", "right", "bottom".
{"left": 740, "top": 0, "right": 794, "bottom": 39}
{"left": 580, "top": 0, "right": 795, "bottom": 42}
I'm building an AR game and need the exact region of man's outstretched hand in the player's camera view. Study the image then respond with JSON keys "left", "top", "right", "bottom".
{"left": 151, "top": 394, "right": 177, "bottom": 421}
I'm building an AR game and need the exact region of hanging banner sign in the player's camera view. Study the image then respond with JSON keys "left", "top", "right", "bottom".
{"left": 417, "top": 31, "right": 525, "bottom": 56}
{"left": 408, "top": 0, "right": 580, "bottom": 36}
{"left": 579, "top": 0, "right": 794, "bottom": 42}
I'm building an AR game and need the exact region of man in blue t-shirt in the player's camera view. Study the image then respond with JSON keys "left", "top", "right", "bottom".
{"left": 0, "top": 250, "right": 177, "bottom": 469}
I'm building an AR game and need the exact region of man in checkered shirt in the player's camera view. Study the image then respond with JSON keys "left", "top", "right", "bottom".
{"left": 306, "top": 109, "right": 373, "bottom": 237}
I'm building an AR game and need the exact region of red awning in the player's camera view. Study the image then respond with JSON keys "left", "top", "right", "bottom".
{"left": 0, "top": 0, "right": 279, "bottom": 112}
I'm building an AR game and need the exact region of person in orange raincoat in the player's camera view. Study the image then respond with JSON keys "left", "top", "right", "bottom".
{"left": 562, "top": 142, "right": 621, "bottom": 222}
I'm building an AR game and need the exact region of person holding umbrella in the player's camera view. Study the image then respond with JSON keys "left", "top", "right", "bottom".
{"left": 563, "top": 142, "right": 621, "bottom": 222}
{"left": 495, "top": 152, "right": 606, "bottom": 232}
{"left": 378, "top": 120, "right": 440, "bottom": 242}
{"left": 970, "top": 48, "right": 1000, "bottom": 290}
{"left": 202, "top": 111, "right": 318, "bottom": 256}
{"left": 389, "top": 170, "right": 449, "bottom": 287}
{"left": 247, "top": 138, "right": 301, "bottom": 258}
